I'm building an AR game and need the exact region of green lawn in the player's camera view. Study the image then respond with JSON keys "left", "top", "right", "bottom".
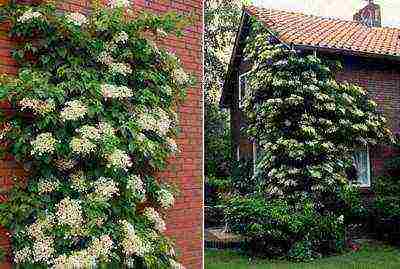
{"left": 205, "top": 243, "right": 400, "bottom": 269}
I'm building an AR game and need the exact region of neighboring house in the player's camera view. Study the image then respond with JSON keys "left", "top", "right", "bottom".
{"left": 220, "top": 1, "right": 400, "bottom": 190}
{"left": 0, "top": 0, "right": 203, "bottom": 268}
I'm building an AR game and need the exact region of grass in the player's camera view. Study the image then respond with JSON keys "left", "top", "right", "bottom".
{"left": 205, "top": 242, "right": 400, "bottom": 269}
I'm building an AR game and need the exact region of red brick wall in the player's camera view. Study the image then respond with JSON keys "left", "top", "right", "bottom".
{"left": 336, "top": 56, "right": 400, "bottom": 177}
{"left": 0, "top": 1, "right": 203, "bottom": 268}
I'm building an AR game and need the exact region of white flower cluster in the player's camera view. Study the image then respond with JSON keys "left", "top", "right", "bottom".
{"left": 138, "top": 108, "right": 171, "bottom": 136}
{"left": 31, "top": 132, "right": 57, "bottom": 156}
{"left": 70, "top": 137, "right": 96, "bottom": 155}
{"left": 19, "top": 98, "right": 55, "bottom": 115}
{"left": 166, "top": 137, "right": 179, "bottom": 153}
{"left": 52, "top": 250, "right": 96, "bottom": 269}
{"left": 60, "top": 100, "right": 88, "bottom": 121}
{"left": 157, "top": 189, "right": 174, "bottom": 209}
{"left": 106, "top": 149, "right": 132, "bottom": 170}
{"left": 101, "top": 84, "right": 133, "bottom": 99}
{"left": 114, "top": 31, "right": 129, "bottom": 44}
{"left": 70, "top": 171, "right": 88, "bottom": 193}
{"left": 88, "top": 235, "right": 114, "bottom": 259}
{"left": 109, "top": 62, "right": 132, "bottom": 76}
{"left": 32, "top": 239, "right": 55, "bottom": 263}
{"left": 127, "top": 175, "right": 146, "bottom": 200}
{"left": 92, "top": 177, "right": 119, "bottom": 201}
{"left": 144, "top": 207, "right": 166, "bottom": 232}
{"left": 14, "top": 247, "right": 31, "bottom": 264}
{"left": 55, "top": 197, "right": 83, "bottom": 228}
{"left": 37, "top": 178, "right": 60, "bottom": 195}
{"left": 170, "top": 259, "right": 186, "bottom": 269}
{"left": 172, "top": 67, "right": 189, "bottom": 85}
{"left": 97, "top": 51, "right": 114, "bottom": 66}
{"left": 120, "top": 220, "right": 152, "bottom": 257}
{"left": 18, "top": 9, "right": 43, "bottom": 23}
{"left": 65, "top": 12, "right": 88, "bottom": 27}
{"left": 76, "top": 125, "right": 101, "bottom": 141}
{"left": 98, "top": 121, "right": 115, "bottom": 137}
{"left": 107, "top": 0, "right": 131, "bottom": 9}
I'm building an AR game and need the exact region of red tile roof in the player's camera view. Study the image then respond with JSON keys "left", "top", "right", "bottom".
{"left": 245, "top": 5, "right": 400, "bottom": 57}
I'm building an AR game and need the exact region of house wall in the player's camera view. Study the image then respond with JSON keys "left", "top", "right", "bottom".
{"left": 0, "top": 1, "right": 203, "bottom": 268}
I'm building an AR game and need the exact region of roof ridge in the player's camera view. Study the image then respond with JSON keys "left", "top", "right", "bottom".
{"left": 244, "top": 5, "right": 400, "bottom": 31}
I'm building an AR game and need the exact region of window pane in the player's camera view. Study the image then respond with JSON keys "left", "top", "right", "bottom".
{"left": 353, "top": 147, "right": 370, "bottom": 186}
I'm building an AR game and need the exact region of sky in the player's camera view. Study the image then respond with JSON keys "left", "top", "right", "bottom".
{"left": 252, "top": 0, "right": 400, "bottom": 27}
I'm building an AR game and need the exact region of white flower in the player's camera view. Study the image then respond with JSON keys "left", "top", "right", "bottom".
{"left": 55, "top": 197, "right": 83, "bottom": 228}
{"left": 88, "top": 235, "right": 114, "bottom": 258}
{"left": 157, "top": 189, "right": 174, "bottom": 209}
{"left": 76, "top": 125, "right": 101, "bottom": 141}
{"left": 170, "top": 259, "right": 186, "bottom": 269}
{"left": 52, "top": 250, "right": 96, "bottom": 269}
{"left": 144, "top": 207, "right": 166, "bottom": 232}
{"left": 138, "top": 108, "right": 171, "bottom": 136}
{"left": 172, "top": 67, "right": 189, "bottom": 85}
{"left": 120, "top": 220, "right": 152, "bottom": 257}
{"left": 166, "top": 137, "right": 179, "bottom": 153}
{"left": 108, "top": 0, "right": 131, "bottom": 8}
{"left": 38, "top": 178, "right": 60, "bottom": 195}
{"left": 92, "top": 177, "right": 119, "bottom": 201}
{"left": 18, "top": 9, "right": 43, "bottom": 23}
{"left": 14, "top": 247, "right": 31, "bottom": 264}
{"left": 127, "top": 175, "right": 146, "bottom": 200}
{"left": 98, "top": 121, "right": 115, "bottom": 137}
{"left": 70, "top": 137, "right": 96, "bottom": 155}
{"left": 19, "top": 98, "right": 55, "bottom": 115}
{"left": 27, "top": 215, "right": 55, "bottom": 240}
{"left": 338, "top": 215, "right": 344, "bottom": 224}
{"left": 106, "top": 149, "right": 132, "bottom": 170}
{"left": 109, "top": 62, "right": 132, "bottom": 76}
{"left": 32, "top": 238, "right": 54, "bottom": 263}
{"left": 70, "top": 171, "right": 88, "bottom": 193}
{"left": 101, "top": 84, "right": 133, "bottom": 99}
{"left": 31, "top": 132, "right": 57, "bottom": 156}
{"left": 114, "top": 31, "right": 129, "bottom": 43}
{"left": 65, "top": 12, "right": 87, "bottom": 26}
{"left": 60, "top": 100, "right": 88, "bottom": 121}
{"left": 97, "top": 51, "right": 114, "bottom": 65}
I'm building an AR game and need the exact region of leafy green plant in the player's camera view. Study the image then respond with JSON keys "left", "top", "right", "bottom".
{"left": 0, "top": 1, "right": 193, "bottom": 268}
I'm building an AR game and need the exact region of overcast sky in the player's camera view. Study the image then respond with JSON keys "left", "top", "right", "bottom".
{"left": 252, "top": 0, "right": 400, "bottom": 27}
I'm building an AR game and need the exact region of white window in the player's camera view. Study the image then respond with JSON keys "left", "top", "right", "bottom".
{"left": 353, "top": 147, "right": 371, "bottom": 187}
{"left": 238, "top": 72, "right": 248, "bottom": 108}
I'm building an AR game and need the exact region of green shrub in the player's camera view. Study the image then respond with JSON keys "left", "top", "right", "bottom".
{"left": 225, "top": 195, "right": 346, "bottom": 260}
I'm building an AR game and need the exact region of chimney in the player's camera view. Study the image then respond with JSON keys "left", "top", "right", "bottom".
{"left": 353, "top": 0, "right": 381, "bottom": 27}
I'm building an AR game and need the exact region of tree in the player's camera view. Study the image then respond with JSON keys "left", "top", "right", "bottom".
{"left": 204, "top": 0, "right": 242, "bottom": 177}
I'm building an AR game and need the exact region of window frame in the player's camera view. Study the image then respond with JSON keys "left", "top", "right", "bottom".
{"left": 238, "top": 72, "right": 249, "bottom": 109}
{"left": 353, "top": 146, "right": 371, "bottom": 188}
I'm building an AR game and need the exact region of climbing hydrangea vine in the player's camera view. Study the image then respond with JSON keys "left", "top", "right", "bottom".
{"left": 0, "top": 2, "right": 193, "bottom": 268}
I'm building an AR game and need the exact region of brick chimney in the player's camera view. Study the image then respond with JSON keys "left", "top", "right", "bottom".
{"left": 353, "top": 0, "right": 381, "bottom": 27}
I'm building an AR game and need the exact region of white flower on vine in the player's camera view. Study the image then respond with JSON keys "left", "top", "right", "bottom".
{"left": 101, "top": 84, "right": 133, "bottom": 99}
{"left": 108, "top": 0, "right": 131, "bottom": 9}
{"left": 32, "top": 238, "right": 55, "bottom": 263}
{"left": 120, "top": 220, "right": 152, "bottom": 257}
{"left": 88, "top": 235, "right": 114, "bottom": 258}
{"left": 97, "top": 51, "right": 114, "bottom": 66}
{"left": 92, "top": 177, "right": 119, "bottom": 201}
{"left": 76, "top": 125, "right": 101, "bottom": 141}
{"left": 37, "top": 178, "right": 60, "bottom": 195}
{"left": 60, "top": 100, "right": 88, "bottom": 121}
{"left": 170, "top": 259, "right": 186, "bottom": 269}
{"left": 18, "top": 9, "right": 43, "bottom": 23}
{"left": 144, "top": 207, "right": 166, "bottom": 232}
{"left": 166, "top": 137, "right": 179, "bottom": 153}
{"left": 172, "top": 67, "right": 189, "bottom": 85}
{"left": 52, "top": 250, "right": 96, "bottom": 269}
{"left": 19, "top": 98, "right": 55, "bottom": 115}
{"left": 14, "top": 247, "right": 31, "bottom": 264}
{"left": 31, "top": 132, "right": 57, "bottom": 156}
{"left": 127, "top": 175, "right": 146, "bottom": 200}
{"left": 114, "top": 31, "right": 129, "bottom": 44}
{"left": 109, "top": 62, "right": 132, "bottom": 76}
{"left": 65, "top": 12, "right": 88, "bottom": 27}
{"left": 106, "top": 149, "right": 132, "bottom": 170}
{"left": 157, "top": 188, "right": 174, "bottom": 209}
{"left": 55, "top": 197, "right": 83, "bottom": 228}
{"left": 70, "top": 137, "right": 96, "bottom": 155}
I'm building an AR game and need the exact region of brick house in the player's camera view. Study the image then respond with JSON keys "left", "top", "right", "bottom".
{"left": 220, "top": 2, "right": 400, "bottom": 189}
{"left": 0, "top": 0, "right": 203, "bottom": 268}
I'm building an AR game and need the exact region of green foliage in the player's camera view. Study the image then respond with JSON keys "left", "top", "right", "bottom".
{"left": 0, "top": 2, "right": 193, "bottom": 267}
{"left": 224, "top": 18, "right": 393, "bottom": 260}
